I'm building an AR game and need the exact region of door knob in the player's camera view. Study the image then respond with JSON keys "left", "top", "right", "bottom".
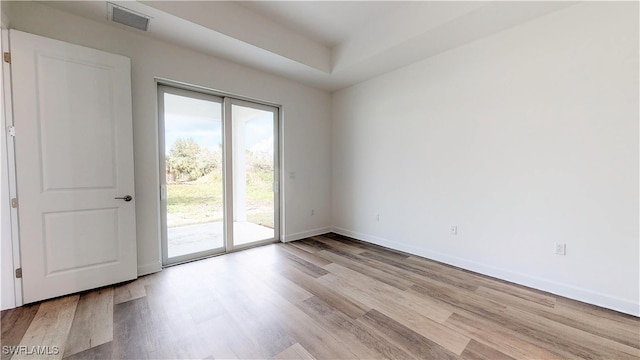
{"left": 115, "top": 195, "right": 133, "bottom": 202}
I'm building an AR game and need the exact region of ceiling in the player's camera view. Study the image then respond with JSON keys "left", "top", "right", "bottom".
{"left": 39, "top": 1, "right": 576, "bottom": 92}
{"left": 237, "top": 1, "right": 403, "bottom": 48}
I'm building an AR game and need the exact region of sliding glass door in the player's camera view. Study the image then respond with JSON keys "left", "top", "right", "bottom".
{"left": 159, "top": 86, "right": 225, "bottom": 264}
{"left": 226, "top": 99, "right": 279, "bottom": 249}
{"left": 159, "top": 85, "right": 279, "bottom": 265}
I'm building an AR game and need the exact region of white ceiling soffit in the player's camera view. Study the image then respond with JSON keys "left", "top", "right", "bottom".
{"left": 140, "top": 1, "right": 332, "bottom": 73}
{"left": 236, "top": 1, "right": 403, "bottom": 48}
{"left": 38, "top": 1, "right": 577, "bottom": 92}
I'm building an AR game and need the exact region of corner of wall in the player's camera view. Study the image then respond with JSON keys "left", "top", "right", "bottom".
{"left": 284, "top": 227, "right": 332, "bottom": 243}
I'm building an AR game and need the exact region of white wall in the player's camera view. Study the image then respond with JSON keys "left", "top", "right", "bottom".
{"left": 332, "top": 2, "right": 639, "bottom": 315}
{"left": 5, "top": 1, "right": 332, "bottom": 284}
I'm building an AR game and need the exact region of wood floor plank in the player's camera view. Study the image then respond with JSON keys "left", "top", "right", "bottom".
{"left": 287, "top": 240, "right": 322, "bottom": 254}
{"left": 112, "top": 297, "right": 158, "bottom": 360}
{"left": 195, "top": 312, "right": 260, "bottom": 359}
{"left": 145, "top": 279, "right": 240, "bottom": 359}
{"left": 316, "top": 249, "right": 414, "bottom": 290}
{"left": 412, "top": 281, "right": 638, "bottom": 359}
{"left": 222, "top": 267, "right": 362, "bottom": 360}
{"left": 131, "top": 278, "right": 213, "bottom": 360}
{"left": 276, "top": 247, "right": 330, "bottom": 278}
{"left": 355, "top": 244, "right": 411, "bottom": 262}
{"left": 272, "top": 343, "right": 315, "bottom": 360}
{"left": 298, "top": 238, "right": 334, "bottom": 252}
{"left": 323, "top": 236, "right": 413, "bottom": 262}
{"left": 360, "top": 309, "right": 459, "bottom": 360}
{"left": 556, "top": 296, "right": 640, "bottom": 328}
{"left": 310, "top": 235, "right": 372, "bottom": 255}
{"left": 323, "top": 263, "right": 453, "bottom": 323}
{"left": 476, "top": 285, "right": 640, "bottom": 349}
{"left": 317, "top": 239, "right": 476, "bottom": 294}
{"left": 279, "top": 305, "right": 361, "bottom": 360}
{"left": 63, "top": 288, "right": 114, "bottom": 358}
{"left": 13, "top": 295, "right": 79, "bottom": 360}
{"left": 461, "top": 339, "right": 515, "bottom": 360}
{"left": 245, "top": 265, "right": 314, "bottom": 305}
{"left": 445, "top": 288, "right": 638, "bottom": 360}
{"left": 474, "top": 285, "right": 555, "bottom": 314}
{"left": 297, "top": 296, "right": 412, "bottom": 359}
{"left": 279, "top": 243, "right": 332, "bottom": 267}
{"left": 318, "top": 265, "right": 470, "bottom": 354}
{"left": 323, "top": 247, "right": 478, "bottom": 296}
{"left": 409, "top": 282, "right": 507, "bottom": 321}
{"left": 471, "top": 276, "right": 556, "bottom": 308}
{"left": 62, "top": 341, "right": 113, "bottom": 360}
{"left": 325, "top": 234, "right": 412, "bottom": 260}
{"left": 279, "top": 265, "right": 371, "bottom": 319}
{"left": 143, "top": 282, "right": 202, "bottom": 350}
{"left": 1, "top": 303, "right": 40, "bottom": 360}
{"left": 445, "top": 311, "right": 565, "bottom": 360}
{"left": 210, "top": 272, "right": 301, "bottom": 358}
{"left": 499, "top": 305, "right": 640, "bottom": 359}
{"left": 361, "top": 251, "right": 479, "bottom": 291}
{"left": 238, "top": 287, "right": 362, "bottom": 359}
{"left": 113, "top": 278, "right": 147, "bottom": 305}
{"left": 316, "top": 272, "right": 448, "bottom": 327}
{"left": 406, "top": 255, "right": 556, "bottom": 308}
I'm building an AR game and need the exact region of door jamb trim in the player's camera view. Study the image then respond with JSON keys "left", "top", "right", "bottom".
{"left": 2, "top": 29, "right": 23, "bottom": 308}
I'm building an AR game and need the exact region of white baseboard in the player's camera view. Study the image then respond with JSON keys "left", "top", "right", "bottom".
{"left": 137, "top": 261, "right": 162, "bottom": 277}
{"left": 283, "top": 227, "right": 332, "bottom": 243}
{"left": 331, "top": 226, "right": 639, "bottom": 317}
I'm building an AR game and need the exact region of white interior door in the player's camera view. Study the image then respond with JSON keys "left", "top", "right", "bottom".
{"left": 10, "top": 30, "right": 137, "bottom": 303}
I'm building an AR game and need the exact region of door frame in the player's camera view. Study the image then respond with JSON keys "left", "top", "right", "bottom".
{"left": 156, "top": 79, "right": 282, "bottom": 266}
{"left": 1, "top": 29, "right": 23, "bottom": 308}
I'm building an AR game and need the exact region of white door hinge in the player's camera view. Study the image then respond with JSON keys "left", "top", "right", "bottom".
{"left": 11, "top": 198, "right": 18, "bottom": 208}
{"left": 8, "top": 126, "right": 15, "bottom": 137}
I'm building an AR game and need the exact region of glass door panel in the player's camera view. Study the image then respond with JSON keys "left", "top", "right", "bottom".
{"left": 159, "top": 85, "right": 280, "bottom": 264}
{"left": 159, "top": 86, "right": 224, "bottom": 264}
{"left": 229, "top": 101, "right": 279, "bottom": 248}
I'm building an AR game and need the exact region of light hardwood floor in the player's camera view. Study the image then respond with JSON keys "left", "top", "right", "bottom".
{"left": 2, "top": 233, "right": 639, "bottom": 359}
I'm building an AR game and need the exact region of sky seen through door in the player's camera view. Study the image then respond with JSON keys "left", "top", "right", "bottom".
{"left": 163, "top": 93, "right": 274, "bottom": 154}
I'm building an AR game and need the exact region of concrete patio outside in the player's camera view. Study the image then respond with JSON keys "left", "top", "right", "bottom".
{"left": 167, "top": 221, "right": 274, "bottom": 258}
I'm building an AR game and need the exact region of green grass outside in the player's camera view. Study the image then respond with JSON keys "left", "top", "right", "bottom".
{"left": 167, "top": 169, "right": 274, "bottom": 228}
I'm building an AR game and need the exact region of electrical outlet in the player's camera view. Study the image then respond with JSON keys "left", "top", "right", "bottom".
{"left": 555, "top": 243, "right": 566, "bottom": 255}
{"left": 450, "top": 226, "right": 457, "bottom": 236}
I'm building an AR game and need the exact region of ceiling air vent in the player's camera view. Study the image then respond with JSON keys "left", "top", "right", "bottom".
{"left": 108, "top": 3, "right": 150, "bottom": 31}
